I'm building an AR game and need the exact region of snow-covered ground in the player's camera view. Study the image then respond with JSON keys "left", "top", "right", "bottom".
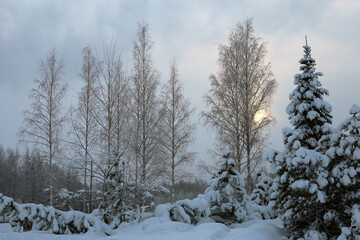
{"left": 0, "top": 217, "right": 287, "bottom": 240}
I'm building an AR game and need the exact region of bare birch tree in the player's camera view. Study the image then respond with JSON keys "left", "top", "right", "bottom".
{"left": 202, "top": 19, "right": 277, "bottom": 191}
{"left": 19, "top": 48, "right": 68, "bottom": 206}
{"left": 114, "top": 60, "right": 131, "bottom": 159}
{"left": 130, "top": 22, "right": 163, "bottom": 188}
{"left": 68, "top": 46, "right": 100, "bottom": 212}
{"left": 93, "top": 40, "right": 129, "bottom": 165}
{"left": 92, "top": 40, "right": 130, "bottom": 206}
{"left": 160, "top": 60, "right": 196, "bottom": 199}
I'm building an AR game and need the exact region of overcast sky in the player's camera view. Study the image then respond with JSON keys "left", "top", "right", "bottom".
{"left": 0, "top": 0, "right": 359, "bottom": 165}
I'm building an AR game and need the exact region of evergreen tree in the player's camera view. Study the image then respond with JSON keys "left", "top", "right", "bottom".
{"left": 98, "top": 157, "right": 134, "bottom": 228}
{"left": 204, "top": 147, "right": 249, "bottom": 225}
{"left": 276, "top": 131, "right": 329, "bottom": 239}
{"left": 286, "top": 39, "right": 332, "bottom": 150}
{"left": 265, "top": 42, "right": 332, "bottom": 239}
{"left": 324, "top": 104, "right": 360, "bottom": 238}
{"left": 250, "top": 168, "right": 274, "bottom": 206}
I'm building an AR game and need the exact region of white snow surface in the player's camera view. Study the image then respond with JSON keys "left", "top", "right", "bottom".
{"left": 0, "top": 217, "right": 287, "bottom": 240}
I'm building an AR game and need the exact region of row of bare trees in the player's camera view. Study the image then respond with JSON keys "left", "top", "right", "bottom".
{"left": 19, "top": 23, "right": 196, "bottom": 210}
{"left": 17, "top": 19, "right": 277, "bottom": 209}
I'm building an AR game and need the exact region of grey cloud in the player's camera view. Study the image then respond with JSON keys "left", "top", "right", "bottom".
{"left": 0, "top": 0, "right": 359, "bottom": 164}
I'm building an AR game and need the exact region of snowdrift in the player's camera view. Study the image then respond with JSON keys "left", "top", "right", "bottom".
{"left": 0, "top": 216, "right": 287, "bottom": 240}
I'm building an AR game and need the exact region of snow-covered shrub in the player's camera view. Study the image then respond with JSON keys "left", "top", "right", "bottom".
{"left": 204, "top": 147, "right": 250, "bottom": 225}
{"left": 135, "top": 183, "right": 173, "bottom": 223}
{"left": 0, "top": 193, "right": 111, "bottom": 235}
{"left": 156, "top": 148, "right": 254, "bottom": 225}
{"left": 168, "top": 195, "right": 210, "bottom": 224}
{"left": 57, "top": 188, "right": 84, "bottom": 211}
{"left": 250, "top": 168, "right": 277, "bottom": 219}
{"left": 98, "top": 156, "right": 171, "bottom": 228}
{"left": 350, "top": 205, "right": 360, "bottom": 238}
{"left": 251, "top": 168, "right": 274, "bottom": 206}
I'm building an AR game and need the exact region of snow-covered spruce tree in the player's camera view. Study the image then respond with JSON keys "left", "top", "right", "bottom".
{"left": 250, "top": 168, "right": 274, "bottom": 206}
{"left": 250, "top": 168, "right": 278, "bottom": 220}
{"left": 204, "top": 147, "right": 249, "bottom": 225}
{"left": 279, "top": 131, "right": 329, "bottom": 239}
{"left": 265, "top": 42, "right": 332, "bottom": 239}
{"left": 286, "top": 41, "right": 332, "bottom": 150}
{"left": 324, "top": 104, "right": 360, "bottom": 238}
{"left": 98, "top": 157, "right": 135, "bottom": 229}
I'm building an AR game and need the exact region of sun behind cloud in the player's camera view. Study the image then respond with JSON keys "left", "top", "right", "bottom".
{"left": 254, "top": 109, "right": 267, "bottom": 124}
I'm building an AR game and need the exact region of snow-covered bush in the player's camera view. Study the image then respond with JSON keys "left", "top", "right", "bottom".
{"left": 136, "top": 183, "right": 173, "bottom": 222}
{"left": 277, "top": 143, "right": 329, "bottom": 238}
{"left": 168, "top": 195, "right": 211, "bottom": 224}
{"left": 98, "top": 154, "right": 172, "bottom": 228}
{"left": 251, "top": 168, "right": 274, "bottom": 206}
{"left": 265, "top": 130, "right": 330, "bottom": 238}
{"left": 157, "top": 148, "right": 256, "bottom": 225}
{"left": 337, "top": 205, "right": 360, "bottom": 240}
{"left": 250, "top": 168, "right": 277, "bottom": 219}
{"left": 57, "top": 188, "right": 84, "bottom": 211}
{"left": 0, "top": 193, "right": 111, "bottom": 235}
{"left": 265, "top": 129, "right": 331, "bottom": 239}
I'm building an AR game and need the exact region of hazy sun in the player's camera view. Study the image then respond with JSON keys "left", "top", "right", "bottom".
{"left": 254, "top": 109, "right": 267, "bottom": 123}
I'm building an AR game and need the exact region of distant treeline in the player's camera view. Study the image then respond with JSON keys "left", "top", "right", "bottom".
{"left": 0, "top": 145, "right": 84, "bottom": 210}
{"left": 0, "top": 144, "right": 209, "bottom": 211}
